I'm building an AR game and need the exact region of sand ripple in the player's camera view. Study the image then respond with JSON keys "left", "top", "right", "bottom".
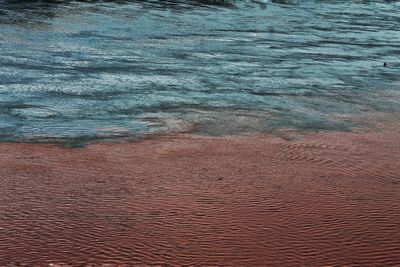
{"left": 0, "top": 125, "right": 400, "bottom": 266}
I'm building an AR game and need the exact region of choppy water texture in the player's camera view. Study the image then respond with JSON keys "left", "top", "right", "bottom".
{"left": 0, "top": 0, "right": 399, "bottom": 142}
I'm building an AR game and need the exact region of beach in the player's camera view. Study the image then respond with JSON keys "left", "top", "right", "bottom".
{"left": 1, "top": 118, "right": 399, "bottom": 266}
{"left": 1, "top": 0, "right": 400, "bottom": 265}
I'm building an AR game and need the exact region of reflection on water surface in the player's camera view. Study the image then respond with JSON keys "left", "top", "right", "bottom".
{"left": 0, "top": 0, "right": 399, "bottom": 143}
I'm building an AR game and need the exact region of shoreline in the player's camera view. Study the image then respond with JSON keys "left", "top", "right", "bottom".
{"left": 1, "top": 121, "right": 399, "bottom": 266}
{"left": 2, "top": 110, "right": 398, "bottom": 148}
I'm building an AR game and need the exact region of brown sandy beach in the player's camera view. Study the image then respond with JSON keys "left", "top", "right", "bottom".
{"left": 0, "top": 119, "right": 400, "bottom": 266}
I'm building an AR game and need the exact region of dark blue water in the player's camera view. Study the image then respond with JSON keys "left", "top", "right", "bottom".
{"left": 0, "top": 0, "right": 399, "bottom": 143}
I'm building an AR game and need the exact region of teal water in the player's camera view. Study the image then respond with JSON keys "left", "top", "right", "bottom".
{"left": 0, "top": 0, "right": 399, "bottom": 143}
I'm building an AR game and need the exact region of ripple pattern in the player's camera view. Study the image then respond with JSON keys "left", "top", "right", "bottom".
{"left": 1, "top": 121, "right": 400, "bottom": 265}
{"left": 0, "top": 0, "right": 400, "bottom": 141}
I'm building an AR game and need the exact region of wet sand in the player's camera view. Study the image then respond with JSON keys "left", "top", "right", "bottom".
{"left": 1, "top": 122, "right": 400, "bottom": 266}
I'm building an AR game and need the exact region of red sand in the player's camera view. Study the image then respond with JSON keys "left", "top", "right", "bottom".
{"left": 0, "top": 122, "right": 400, "bottom": 266}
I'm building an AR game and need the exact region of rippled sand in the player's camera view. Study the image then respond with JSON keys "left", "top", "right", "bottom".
{"left": 1, "top": 122, "right": 400, "bottom": 266}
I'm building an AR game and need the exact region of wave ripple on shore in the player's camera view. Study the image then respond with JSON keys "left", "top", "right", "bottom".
{"left": 0, "top": 121, "right": 399, "bottom": 266}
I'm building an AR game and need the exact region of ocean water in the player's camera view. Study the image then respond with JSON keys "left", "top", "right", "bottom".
{"left": 0, "top": 0, "right": 399, "bottom": 143}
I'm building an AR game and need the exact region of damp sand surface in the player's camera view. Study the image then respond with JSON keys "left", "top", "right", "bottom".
{"left": 0, "top": 124, "right": 400, "bottom": 266}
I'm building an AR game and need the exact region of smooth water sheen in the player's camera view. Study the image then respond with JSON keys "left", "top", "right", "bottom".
{"left": 0, "top": 0, "right": 399, "bottom": 143}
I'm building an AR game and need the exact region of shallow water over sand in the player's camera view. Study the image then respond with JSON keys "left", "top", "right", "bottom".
{"left": 0, "top": 0, "right": 400, "bottom": 143}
